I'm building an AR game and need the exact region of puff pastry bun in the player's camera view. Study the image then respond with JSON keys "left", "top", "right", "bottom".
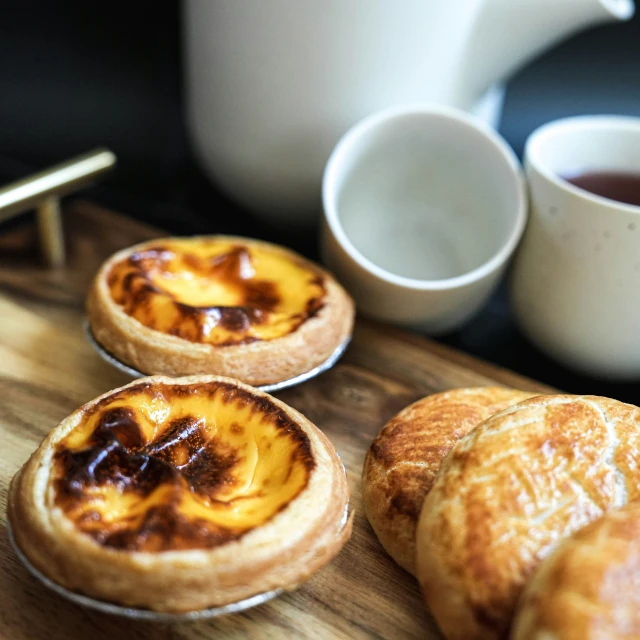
{"left": 362, "top": 387, "right": 535, "bottom": 575}
{"left": 416, "top": 394, "right": 640, "bottom": 640}
{"left": 87, "top": 236, "right": 354, "bottom": 385}
{"left": 8, "top": 376, "right": 352, "bottom": 613}
{"left": 513, "top": 501, "right": 640, "bottom": 640}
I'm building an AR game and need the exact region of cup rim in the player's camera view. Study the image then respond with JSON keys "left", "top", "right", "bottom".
{"left": 322, "top": 103, "right": 527, "bottom": 291}
{"left": 525, "top": 114, "right": 640, "bottom": 216}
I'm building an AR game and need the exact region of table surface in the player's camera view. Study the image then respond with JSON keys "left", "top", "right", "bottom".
{"left": 0, "top": 201, "right": 554, "bottom": 639}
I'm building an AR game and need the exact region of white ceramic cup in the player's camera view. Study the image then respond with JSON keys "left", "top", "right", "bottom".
{"left": 321, "top": 104, "right": 527, "bottom": 334}
{"left": 511, "top": 115, "right": 640, "bottom": 380}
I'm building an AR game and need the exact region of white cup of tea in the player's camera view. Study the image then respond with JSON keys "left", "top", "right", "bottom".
{"left": 511, "top": 115, "right": 640, "bottom": 380}
{"left": 321, "top": 104, "right": 527, "bottom": 334}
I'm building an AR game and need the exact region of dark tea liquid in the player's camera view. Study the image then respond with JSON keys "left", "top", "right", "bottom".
{"left": 561, "top": 171, "right": 640, "bottom": 207}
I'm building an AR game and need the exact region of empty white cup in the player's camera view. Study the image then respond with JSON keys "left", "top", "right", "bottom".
{"left": 321, "top": 104, "right": 527, "bottom": 334}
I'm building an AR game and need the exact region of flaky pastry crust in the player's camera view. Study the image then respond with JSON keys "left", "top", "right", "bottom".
{"left": 86, "top": 236, "right": 354, "bottom": 385}
{"left": 513, "top": 501, "right": 640, "bottom": 640}
{"left": 362, "top": 387, "right": 535, "bottom": 575}
{"left": 416, "top": 394, "right": 640, "bottom": 640}
{"left": 8, "top": 376, "right": 352, "bottom": 613}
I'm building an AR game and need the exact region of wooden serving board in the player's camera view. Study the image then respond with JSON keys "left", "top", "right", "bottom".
{"left": 0, "top": 202, "right": 553, "bottom": 639}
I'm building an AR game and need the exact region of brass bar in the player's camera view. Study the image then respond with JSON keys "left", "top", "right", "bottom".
{"left": 37, "top": 196, "right": 65, "bottom": 268}
{"left": 0, "top": 148, "right": 117, "bottom": 223}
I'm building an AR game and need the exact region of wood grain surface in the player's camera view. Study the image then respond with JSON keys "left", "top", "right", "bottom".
{"left": 0, "top": 201, "right": 553, "bottom": 639}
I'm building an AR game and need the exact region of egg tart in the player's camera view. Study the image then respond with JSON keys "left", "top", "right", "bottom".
{"left": 86, "top": 236, "right": 354, "bottom": 385}
{"left": 8, "top": 376, "right": 352, "bottom": 613}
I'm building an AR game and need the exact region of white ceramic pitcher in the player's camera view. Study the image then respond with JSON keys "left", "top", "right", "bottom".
{"left": 184, "top": 0, "right": 634, "bottom": 225}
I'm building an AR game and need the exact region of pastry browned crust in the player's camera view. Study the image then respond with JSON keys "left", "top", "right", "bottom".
{"left": 86, "top": 236, "right": 354, "bottom": 385}
{"left": 362, "top": 388, "right": 536, "bottom": 575}
{"left": 512, "top": 502, "right": 640, "bottom": 640}
{"left": 8, "top": 376, "right": 352, "bottom": 613}
{"left": 415, "top": 394, "right": 640, "bottom": 640}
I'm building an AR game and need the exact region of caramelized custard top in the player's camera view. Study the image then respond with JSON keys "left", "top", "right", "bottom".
{"left": 106, "top": 239, "right": 326, "bottom": 345}
{"left": 53, "top": 380, "right": 315, "bottom": 552}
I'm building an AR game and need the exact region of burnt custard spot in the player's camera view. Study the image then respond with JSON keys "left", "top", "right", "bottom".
{"left": 230, "top": 422, "right": 245, "bottom": 435}
{"left": 107, "top": 239, "right": 327, "bottom": 346}
{"left": 53, "top": 381, "right": 315, "bottom": 552}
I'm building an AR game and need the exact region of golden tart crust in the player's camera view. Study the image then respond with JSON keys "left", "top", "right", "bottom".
{"left": 416, "top": 394, "right": 640, "bottom": 640}
{"left": 362, "top": 387, "right": 536, "bottom": 575}
{"left": 8, "top": 376, "right": 352, "bottom": 613}
{"left": 87, "top": 236, "right": 354, "bottom": 385}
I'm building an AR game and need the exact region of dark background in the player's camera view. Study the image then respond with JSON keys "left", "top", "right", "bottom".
{"left": 1, "top": 1, "right": 639, "bottom": 401}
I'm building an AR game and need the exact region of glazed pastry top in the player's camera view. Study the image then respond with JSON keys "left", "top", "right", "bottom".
{"left": 416, "top": 394, "right": 640, "bottom": 639}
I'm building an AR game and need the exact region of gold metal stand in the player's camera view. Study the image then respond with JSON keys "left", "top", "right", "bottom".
{"left": 0, "top": 148, "right": 117, "bottom": 267}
